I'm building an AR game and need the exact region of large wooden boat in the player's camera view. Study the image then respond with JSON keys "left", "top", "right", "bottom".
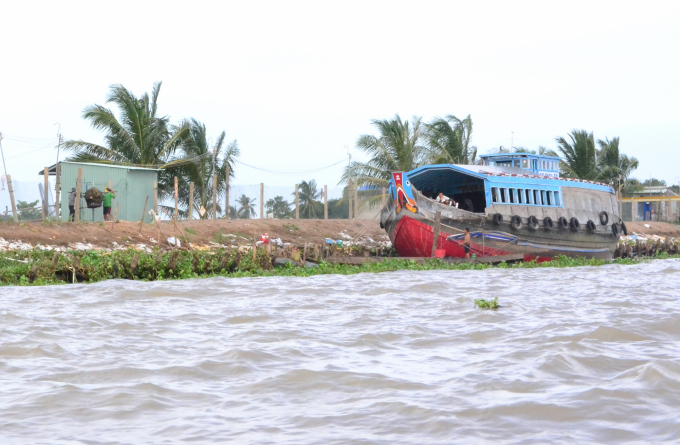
{"left": 380, "top": 153, "right": 623, "bottom": 260}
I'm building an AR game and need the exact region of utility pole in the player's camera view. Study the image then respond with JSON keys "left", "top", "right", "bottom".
{"left": 55, "top": 123, "right": 62, "bottom": 164}
{"left": 0, "top": 132, "right": 8, "bottom": 179}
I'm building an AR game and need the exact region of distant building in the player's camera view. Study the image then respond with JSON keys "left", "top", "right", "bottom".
{"left": 621, "top": 186, "right": 679, "bottom": 222}
{"left": 39, "top": 162, "right": 158, "bottom": 223}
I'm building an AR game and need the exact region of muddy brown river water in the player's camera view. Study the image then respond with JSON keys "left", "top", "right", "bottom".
{"left": 1, "top": 260, "right": 679, "bottom": 444}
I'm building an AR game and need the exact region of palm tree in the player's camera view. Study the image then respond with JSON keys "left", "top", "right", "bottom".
{"left": 229, "top": 205, "right": 239, "bottom": 219}
{"left": 295, "top": 180, "right": 323, "bottom": 218}
{"left": 425, "top": 114, "right": 477, "bottom": 164}
{"left": 265, "top": 196, "right": 292, "bottom": 219}
{"left": 597, "top": 137, "right": 639, "bottom": 190}
{"left": 555, "top": 129, "right": 599, "bottom": 180}
{"left": 62, "top": 82, "right": 189, "bottom": 196}
{"left": 237, "top": 194, "right": 256, "bottom": 219}
{"left": 344, "top": 114, "right": 426, "bottom": 189}
{"left": 171, "top": 119, "right": 239, "bottom": 219}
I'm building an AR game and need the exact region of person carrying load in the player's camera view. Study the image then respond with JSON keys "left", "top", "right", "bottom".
{"left": 103, "top": 186, "right": 116, "bottom": 221}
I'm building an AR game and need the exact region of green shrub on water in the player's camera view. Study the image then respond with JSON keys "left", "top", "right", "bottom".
{"left": 474, "top": 297, "right": 499, "bottom": 309}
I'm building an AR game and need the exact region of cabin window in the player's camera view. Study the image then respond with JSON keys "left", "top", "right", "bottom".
{"left": 517, "top": 188, "right": 524, "bottom": 204}
{"left": 545, "top": 190, "right": 552, "bottom": 205}
{"left": 509, "top": 188, "right": 517, "bottom": 203}
{"left": 541, "top": 190, "right": 547, "bottom": 205}
{"left": 533, "top": 189, "right": 541, "bottom": 205}
{"left": 500, "top": 188, "right": 507, "bottom": 203}
{"left": 512, "top": 160, "right": 520, "bottom": 168}
{"left": 554, "top": 191, "right": 561, "bottom": 206}
{"left": 525, "top": 189, "right": 532, "bottom": 204}
{"left": 491, "top": 187, "right": 499, "bottom": 203}
{"left": 521, "top": 159, "right": 529, "bottom": 169}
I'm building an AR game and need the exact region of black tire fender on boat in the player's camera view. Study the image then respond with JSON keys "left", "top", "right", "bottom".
{"left": 586, "top": 220, "right": 597, "bottom": 232}
{"left": 558, "top": 216, "right": 569, "bottom": 230}
{"left": 493, "top": 213, "right": 504, "bottom": 225}
{"left": 621, "top": 222, "right": 628, "bottom": 236}
{"left": 611, "top": 223, "right": 619, "bottom": 237}
{"left": 527, "top": 215, "right": 539, "bottom": 230}
{"left": 544, "top": 216, "right": 554, "bottom": 231}
{"left": 511, "top": 215, "right": 522, "bottom": 230}
{"left": 599, "top": 211, "right": 609, "bottom": 226}
{"left": 570, "top": 217, "right": 581, "bottom": 232}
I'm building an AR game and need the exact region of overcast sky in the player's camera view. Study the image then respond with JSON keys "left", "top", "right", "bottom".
{"left": 1, "top": 0, "right": 678, "bottom": 188}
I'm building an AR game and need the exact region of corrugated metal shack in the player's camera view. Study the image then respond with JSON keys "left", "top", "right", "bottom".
{"left": 42, "top": 162, "right": 158, "bottom": 223}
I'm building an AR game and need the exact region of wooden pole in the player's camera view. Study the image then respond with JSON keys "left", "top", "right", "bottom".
{"left": 431, "top": 210, "right": 442, "bottom": 257}
{"left": 55, "top": 163, "right": 61, "bottom": 221}
{"left": 174, "top": 176, "right": 178, "bottom": 220}
{"left": 669, "top": 195, "right": 673, "bottom": 222}
{"left": 153, "top": 180, "right": 158, "bottom": 215}
{"left": 354, "top": 180, "right": 359, "bottom": 219}
{"left": 324, "top": 185, "right": 328, "bottom": 220}
{"left": 7, "top": 174, "right": 18, "bottom": 223}
{"left": 225, "top": 163, "right": 230, "bottom": 219}
{"left": 630, "top": 197, "right": 635, "bottom": 222}
{"left": 42, "top": 167, "right": 49, "bottom": 220}
{"left": 260, "top": 182, "right": 264, "bottom": 219}
{"left": 139, "top": 196, "right": 149, "bottom": 232}
{"left": 112, "top": 202, "right": 119, "bottom": 231}
{"left": 382, "top": 187, "right": 386, "bottom": 207}
{"left": 212, "top": 174, "right": 217, "bottom": 220}
{"left": 295, "top": 184, "right": 299, "bottom": 219}
{"left": 74, "top": 168, "right": 83, "bottom": 223}
{"left": 188, "top": 182, "right": 194, "bottom": 221}
{"left": 348, "top": 179, "right": 353, "bottom": 220}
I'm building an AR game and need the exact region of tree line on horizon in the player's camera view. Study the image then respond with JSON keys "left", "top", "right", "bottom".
{"left": 345, "top": 114, "right": 649, "bottom": 197}
{"left": 60, "top": 83, "right": 350, "bottom": 220}
{"left": 59, "top": 83, "right": 653, "bottom": 222}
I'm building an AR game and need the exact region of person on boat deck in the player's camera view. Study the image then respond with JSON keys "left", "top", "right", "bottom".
{"left": 463, "top": 227, "right": 471, "bottom": 258}
{"left": 449, "top": 198, "right": 459, "bottom": 208}
{"left": 436, "top": 192, "right": 451, "bottom": 204}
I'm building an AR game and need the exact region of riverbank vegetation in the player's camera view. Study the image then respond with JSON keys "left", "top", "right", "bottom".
{"left": 0, "top": 248, "right": 676, "bottom": 287}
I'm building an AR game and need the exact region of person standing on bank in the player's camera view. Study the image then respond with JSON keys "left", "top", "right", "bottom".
{"left": 103, "top": 187, "right": 116, "bottom": 221}
{"left": 463, "top": 227, "right": 471, "bottom": 258}
{"left": 68, "top": 187, "right": 77, "bottom": 222}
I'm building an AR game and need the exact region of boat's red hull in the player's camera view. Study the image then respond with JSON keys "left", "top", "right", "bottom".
{"left": 392, "top": 215, "right": 510, "bottom": 258}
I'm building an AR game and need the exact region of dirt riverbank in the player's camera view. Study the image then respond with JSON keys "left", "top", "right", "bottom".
{"left": 0, "top": 218, "right": 389, "bottom": 251}
{"left": 1, "top": 219, "right": 678, "bottom": 253}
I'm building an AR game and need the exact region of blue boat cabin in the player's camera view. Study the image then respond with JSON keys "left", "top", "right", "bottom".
{"left": 479, "top": 153, "right": 561, "bottom": 179}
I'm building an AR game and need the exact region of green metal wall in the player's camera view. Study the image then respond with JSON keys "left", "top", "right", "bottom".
{"left": 58, "top": 162, "right": 156, "bottom": 223}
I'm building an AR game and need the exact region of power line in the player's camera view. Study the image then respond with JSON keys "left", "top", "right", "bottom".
{"left": 233, "top": 158, "right": 346, "bottom": 175}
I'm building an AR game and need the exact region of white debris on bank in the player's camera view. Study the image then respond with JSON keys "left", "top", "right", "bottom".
{"left": 0, "top": 238, "right": 33, "bottom": 251}
{"left": 620, "top": 232, "right": 676, "bottom": 244}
